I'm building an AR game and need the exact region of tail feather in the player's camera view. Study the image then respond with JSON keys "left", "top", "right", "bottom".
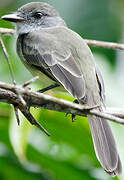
{"left": 88, "top": 114, "right": 122, "bottom": 176}
{"left": 106, "top": 155, "right": 122, "bottom": 176}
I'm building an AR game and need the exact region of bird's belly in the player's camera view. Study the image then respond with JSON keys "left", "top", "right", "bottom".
{"left": 28, "top": 65, "right": 66, "bottom": 92}
{"left": 31, "top": 68, "right": 54, "bottom": 86}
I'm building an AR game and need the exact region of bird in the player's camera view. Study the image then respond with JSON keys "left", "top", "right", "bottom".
{"left": 2, "top": 2, "right": 122, "bottom": 176}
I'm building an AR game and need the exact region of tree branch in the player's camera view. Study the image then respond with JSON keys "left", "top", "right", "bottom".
{"left": 0, "top": 28, "right": 15, "bottom": 35}
{"left": 85, "top": 39, "right": 124, "bottom": 50}
{"left": 0, "top": 80, "right": 124, "bottom": 126}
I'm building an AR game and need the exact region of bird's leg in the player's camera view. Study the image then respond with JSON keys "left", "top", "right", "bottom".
{"left": 71, "top": 99, "right": 79, "bottom": 122}
{"left": 37, "top": 84, "right": 60, "bottom": 93}
{"left": 66, "top": 99, "right": 79, "bottom": 122}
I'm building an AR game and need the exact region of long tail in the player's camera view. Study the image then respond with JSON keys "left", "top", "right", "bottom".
{"left": 88, "top": 114, "right": 122, "bottom": 176}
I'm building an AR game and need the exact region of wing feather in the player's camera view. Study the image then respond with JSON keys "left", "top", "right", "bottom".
{"left": 21, "top": 35, "right": 86, "bottom": 99}
{"left": 96, "top": 67, "right": 105, "bottom": 103}
{"left": 50, "top": 63, "right": 85, "bottom": 99}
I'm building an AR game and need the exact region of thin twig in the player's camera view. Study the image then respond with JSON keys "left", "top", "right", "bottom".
{"left": 85, "top": 39, "right": 124, "bottom": 50}
{"left": 14, "top": 106, "right": 20, "bottom": 125}
{"left": 0, "top": 28, "right": 15, "bottom": 35}
{"left": 0, "top": 36, "right": 16, "bottom": 84}
{"left": 105, "top": 108, "right": 124, "bottom": 119}
{"left": 19, "top": 107, "right": 50, "bottom": 136}
{"left": 90, "top": 109, "right": 124, "bottom": 125}
{"left": 22, "top": 76, "right": 39, "bottom": 87}
{"left": 0, "top": 36, "right": 27, "bottom": 106}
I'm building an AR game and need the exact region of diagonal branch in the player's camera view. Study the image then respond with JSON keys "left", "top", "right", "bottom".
{"left": 0, "top": 80, "right": 124, "bottom": 127}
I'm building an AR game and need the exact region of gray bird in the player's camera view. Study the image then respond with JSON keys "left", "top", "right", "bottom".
{"left": 2, "top": 2, "right": 122, "bottom": 176}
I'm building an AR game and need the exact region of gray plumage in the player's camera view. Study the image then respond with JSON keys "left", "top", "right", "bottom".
{"left": 2, "top": 2, "right": 122, "bottom": 176}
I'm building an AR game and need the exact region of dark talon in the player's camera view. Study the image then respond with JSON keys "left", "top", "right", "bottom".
{"left": 72, "top": 114, "right": 76, "bottom": 122}
{"left": 66, "top": 99, "right": 79, "bottom": 122}
{"left": 72, "top": 99, "right": 79, "bottom": 122}
{"left": 73, "top": 99, "right": 79, "bottom": 104}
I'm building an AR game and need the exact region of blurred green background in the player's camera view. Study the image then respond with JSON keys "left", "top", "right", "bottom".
{"left": 0, "top": 0, "right": 124, "bottom": 179}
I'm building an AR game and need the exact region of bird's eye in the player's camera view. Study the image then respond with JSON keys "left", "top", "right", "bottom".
{"left": 34, "top": 12, "right": 43, "bottom": 19}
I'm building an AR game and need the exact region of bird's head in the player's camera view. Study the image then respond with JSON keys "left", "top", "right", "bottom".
{"left": 2, "top": 2, "right": 66, "bottom": 34}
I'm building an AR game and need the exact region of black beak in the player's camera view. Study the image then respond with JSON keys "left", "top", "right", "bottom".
{"left": 1, "top": 13, "right": 25, "bottom": 23}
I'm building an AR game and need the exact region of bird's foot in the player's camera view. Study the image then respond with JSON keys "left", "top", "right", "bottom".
{"left": 66, "top": 99, "right": 79, "bottom": 122}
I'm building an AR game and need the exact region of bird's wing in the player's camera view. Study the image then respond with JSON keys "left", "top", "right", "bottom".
{"left": 95, "top": 67, "right": 105, "bottom": 103}
{"left": 21, "top": 34, "right": 86, "bottom": 99}
{"left": 46, "top": 51, "right": 86, "bottom": 99}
